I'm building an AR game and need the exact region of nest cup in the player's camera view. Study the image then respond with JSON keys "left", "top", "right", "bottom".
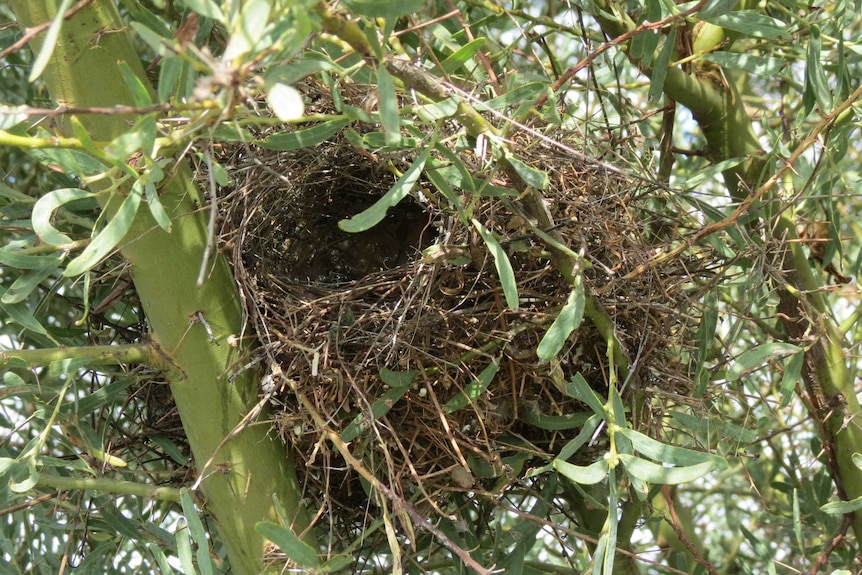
{"left": 216, "top": 81, "right": 713, "bottom": 550}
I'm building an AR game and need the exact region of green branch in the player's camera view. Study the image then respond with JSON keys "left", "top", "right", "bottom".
{"left": 1, "top": 343, "right": 155, "bottom": 370}
{"left": 37, "top": 473, "right": 181, "bottom": 502}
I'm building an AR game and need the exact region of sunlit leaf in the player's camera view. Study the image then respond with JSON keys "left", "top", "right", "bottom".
{"left": 65, "top": 186, "right": 143, "bottom": 277}
{"left": 554, "top": 457, "right": 610, "bottom": 485}
{"left": 704, "top": 11, "right": 789, "bottom": 39}
{"left": 263, "top": 82, "right": 303, "bottom": 122}
{"left": 32, "top": 188, "right": 98, "bottom": 246}
{"left": 29, "top": 0, "right": 73, "bottom": 81}
{"left": 256, "top": 118, "right": 350, "bottom": 150}
{"left": 340, "top": 148, "right": 429, "bottom": 233}
{"left": 619, "top": 453, "right": 715, "bottom": 485}
{"left": 617, "top": 428, "right": 726, "bottom": 468}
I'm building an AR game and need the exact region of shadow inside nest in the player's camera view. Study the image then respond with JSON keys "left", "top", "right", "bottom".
{"left": 215, "top": 117, "right": 716, "bottom": 550}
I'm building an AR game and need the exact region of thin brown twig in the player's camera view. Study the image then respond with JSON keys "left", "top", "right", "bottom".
{"left": 621, "top": 80, "right": 862, "bottom": 283}
{"left": 0, "top": 0, "right": 96, "bottom": 60}
{"left": 804, "top": 515, "right": 851, "bottom": 575}
{"left": 0, "top": 491, "right": 59, "bottom": 517}
{"left": 535, "top": 0, "right": 710, "bottom": 108}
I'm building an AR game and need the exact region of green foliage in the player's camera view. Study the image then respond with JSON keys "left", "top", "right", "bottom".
{"left": 2, "top": 0, "right": 862, "bottom": 573}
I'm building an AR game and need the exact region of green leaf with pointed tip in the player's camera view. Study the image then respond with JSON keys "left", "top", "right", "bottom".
{"left": 821, "top": 495, "right": 862, "bottom": 515}
{"left": 377, "top": 67, "right": 400, "bottom": 146}
{"left": 778, "top": 351, "right": 804, "bottom": 408}
{"left": 617, "top": 428, "right": 726, "bottom": 468}
{"left": 444, "top": 358, "right": 499, "bottom": 413}
{"left": 2, "top": 258, "right": 61, "bottom": 304}
{"left": 563, "top": 373, "right": 607, "bottom": 418}
{"left": 703, "top": 11, "right": 788, "bottom": 39}
{"left": 537, "top": 273, "right": 585, "bottom": 361}
{"left": 554, "top": 457, "right": 609, "bottom": 485}
{"left": 727, "top": 342, "right": 801, "bottom": 382}
{"left": 340, "top": 148, "right": 429, "bottom": 233}
{"left": 507, "top": 156, "right": 548, "bottom": 190}
{"left": 65, "top": 186, "right": 142, "bottom": 277}
{"left": 255, "top": 118, "right": 350, "bottom": 150}
{"left": 472, "top": 219, "right": 519, "bottom": 309}
{"left": 32, "top": 188, "right": 98, "bottom": 247}
{"left": 256, "top": 522, "right": 319, "bottom": 567}
{"left": 619, "top": 453, "right": 715, "bottom": 484}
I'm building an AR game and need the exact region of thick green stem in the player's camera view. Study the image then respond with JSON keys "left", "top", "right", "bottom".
{"left": 0, "top": 343, "right": 153, "bottom": 369}
{"left": 37, "top": 474, "right": 182, "bottom": 502}
{"left": 9, "top": 1, "right": 311, "bottom": 572}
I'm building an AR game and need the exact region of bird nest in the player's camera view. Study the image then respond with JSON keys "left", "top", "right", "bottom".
{"left": 215, "top": 82, "right": 716, "bottom": 550}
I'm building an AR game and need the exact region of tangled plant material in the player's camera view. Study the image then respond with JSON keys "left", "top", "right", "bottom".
{"left": 216, "top": 80, "right": 716, "bottom": 553}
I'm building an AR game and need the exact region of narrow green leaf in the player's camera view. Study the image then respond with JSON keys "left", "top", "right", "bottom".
{"left": 554, "top": 457, "right": 609, "bottom": 485}
{"left": 444, "top": 358, "right": 500, "bottom": 413}
{"left": 703, "top": 11, "right": 788, "bottom": 39}
{"left": 65, "top": 187, "right": 143, "bottom": 277}
{"left": 727, "top": 342, "right": 801, "bottom": 382}
{"left": 29, "top": 0, "right": 73, "bottom": 81}
{"left": 853, "top": 452, "right": 862, "bottom": 470}
{"left": 379, "top": 368, "right": 419, "bottom": 388}
{"left": 557, "top": 414, "right": 603, "bottom": 461}
{"left": 778, "top": 351, "right": 804, "bottom": 408}
{"left": 0, "top": 249, "right": 62, "bottom": 270}
{"left": 821, "top": 495, "right": 862, "bottom": 515}
{"left": 175, "top": 519, "right": 195, "bottom": 575}
{"left": 520, "top": 407, "right": 592, "bottom": 431}
{"left": 2, "top": 259, "right": 61, "bottom": 304}
{"left": 805, "top": 25, "right": 832, "bottom": 111}
{"left": 129, "top": 22, "right": 173, "bottom": 57}
{"left": 256, "top": 118, "right": 350, "bottom": 150}
{"left": 563, "top": 373, "right": 607, "bottom": 418}
{"left": 180, "top": 490, "right": 214, "bottom": 575}
{"left": 669, "top": 410, "right": 756, "bottom": 444}
{"left": 343, "top": 0, "right": 426, "bottom": 19}
{"left": 537, "top": 274, "right": 586, "bottom": 361}
{"left": 256, "top": 522, "right": 320, "bottom": 567}
{"left": 224, "top": 0, "right": 271, "bottom": 60}
{"left": 507, "top": 156, "right": 549, "bottom": 190}
{"left": 617, "top": 428, "right": 726, "bottom": 468}
{"left": 184, "top": 0, "right": 225, "bottom": 21}
{"left": 118, "top": 61, "right": 153, "bottom": 107}
{"left": 649, "top": 26, "right": 676, "bottom": 101}
{"left": 703, "top": 52, "right": 784, "bottom": 77}
{"left": 435, "top": 38, "right": 486, "bottom": 75}
{"left": 377, "top": 67, "right": 400, "bottom": 146}
{"left": 340, "top": 384, "right": 412, "bottom": 442}
{"left": 482, "top": 82, "right": 545, "bottom": 111}
{"left": 693, "top": 289, "right": 718, "bottom": 397}
{"left": 698, "top": 0, "right": 736, "bottom": 19}
{"left": 0, "top": 301, "right": 49, "bottom": 336}
{"left": 143, "top": 180, "right": 172, "bottom": 232}
{"left": 32, "top": 188, "right": 98, "bottom": 246}
{"left": 619, "top": 453, "right": 715, "bottom": 484}
{"left": 340, "top": 148, "right": 429, "bottom": 233}
{"left": 792, "top": 489, "right": 804, "bottom": 550}
{"left": 472, "top": 219, "right": 519, "bottom": 309}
